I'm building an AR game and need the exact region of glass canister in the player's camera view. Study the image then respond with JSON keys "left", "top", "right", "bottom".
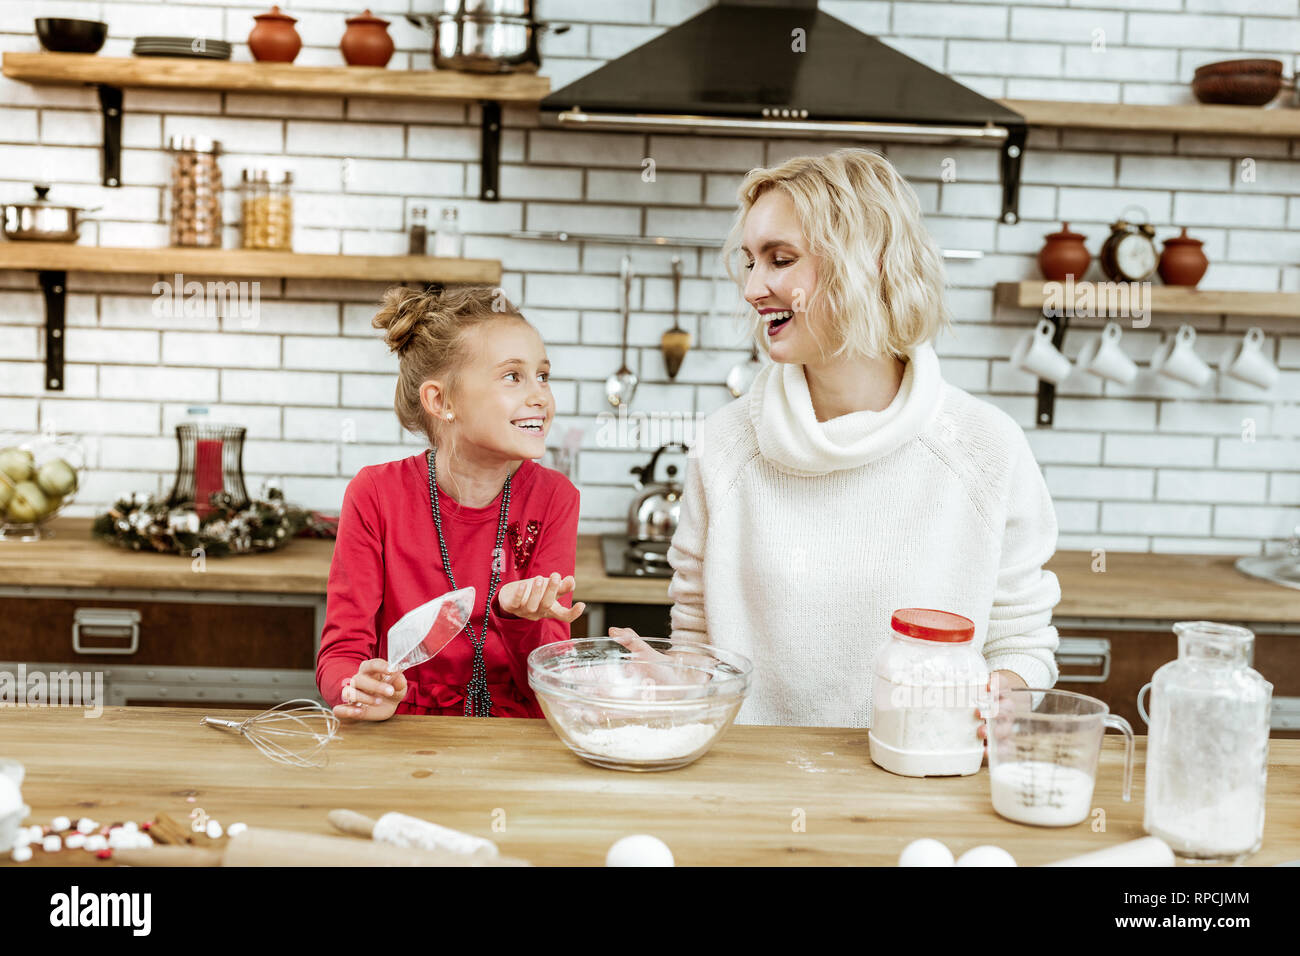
{"left": 168, "top": 135, "right": 223, "bottom": 247}
{"left": 1140, "top": 621, "right": 1273, "bottom": 863}
{"left": 239, "top": 169, "right": 294, "bottom": 251}
{"left": 869, "top": 608, "right": 988, "bottom": 777}
{"left": 432, "top": 206, "right": 462, "bottom": 257}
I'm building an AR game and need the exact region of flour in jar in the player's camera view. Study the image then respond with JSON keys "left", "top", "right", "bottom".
{"left": 990, "top": 761, "right": 1095, "bottom": 826}
{"left": 1146, "top": 785, "right": 1263, "bottom": 857}
{"left": 872, "top": 677, "right": 983, "bottom": 752}
{"left": 568, "top": 723, "right": 717, "bottom": 761}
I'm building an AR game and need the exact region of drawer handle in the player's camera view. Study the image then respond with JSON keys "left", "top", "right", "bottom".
{"left": 1055, "top": 636, "right": 1111, "bottom": 684}
{"left": 72, "top": 608, "right": 141, "bottom": 656}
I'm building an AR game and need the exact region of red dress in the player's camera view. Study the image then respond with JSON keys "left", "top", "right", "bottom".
{"left": 316, "top": 451, "right": 580, "bottom": 718}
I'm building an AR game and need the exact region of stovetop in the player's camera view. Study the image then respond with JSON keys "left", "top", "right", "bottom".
{"left": 601, "top": 533, "right": 675, "bottom": 579}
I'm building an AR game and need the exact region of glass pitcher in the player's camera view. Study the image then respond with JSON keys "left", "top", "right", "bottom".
{"left": 1139, "top": 621, "right": 1272, "bottom": 863}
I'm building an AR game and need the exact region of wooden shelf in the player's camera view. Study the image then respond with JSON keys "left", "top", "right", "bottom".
{"left": 1, "top": 52, "right": 549, "bottom": 103}
{"left": 0, "top": 244, "right": 501, "bottom": 283}
{"left": 996, "top": 281, "right": 1300, "bottom": 318}
{"left": 999, "top": 98, "right": 1300, "bottom": 139}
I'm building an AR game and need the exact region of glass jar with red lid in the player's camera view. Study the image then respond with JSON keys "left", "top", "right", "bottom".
{"left": 869, "top": 608, "right": 989, "bottom": 778}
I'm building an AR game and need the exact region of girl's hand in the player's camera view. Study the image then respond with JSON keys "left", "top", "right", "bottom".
{"left": 334, "top": 658, "right": 408, "bottom": 721}
{"left": 976, "top": 669, "right": 1027, "bottom": 752}
{"left": 497, "top": 572, "right": 586, "bottom": 623}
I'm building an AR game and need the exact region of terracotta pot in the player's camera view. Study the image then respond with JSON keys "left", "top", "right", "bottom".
{"left": 1158, "top": 227, "right": 1209, "bottom": 288}
{"left": 341, "top": 9, "right": 394, "bottom": 67}
{"left": 248, "top": 5, "right": 302, "bottom": 63}
{"left": 1038, "top": 222, "right": 1091, "bottom": 281}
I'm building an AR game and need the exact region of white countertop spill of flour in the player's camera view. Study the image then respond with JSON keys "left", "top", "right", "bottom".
{"left": 569, "top": 723, "right": 717, "bottom": 761}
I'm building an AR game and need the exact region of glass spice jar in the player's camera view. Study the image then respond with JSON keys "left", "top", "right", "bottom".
{"left": 239, "top": 169, "right": 294, "bottom": 251}
{"left": 168, "top": 135, "right": 223, "bottom": 248}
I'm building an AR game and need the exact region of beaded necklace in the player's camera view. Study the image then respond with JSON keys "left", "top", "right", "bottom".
{"left": 426, "top": 446, "right": 510, "bottom": 717}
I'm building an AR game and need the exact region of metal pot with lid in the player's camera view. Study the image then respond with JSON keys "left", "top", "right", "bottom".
{"left": 627, "top": 442, "right": 688, "bottom": 545}
{"left": 3, "top": 184, "right": 98, "bottom": 242}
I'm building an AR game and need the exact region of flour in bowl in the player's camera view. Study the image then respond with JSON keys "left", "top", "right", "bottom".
{"left": 568, "top": 723, "right": 718, "bottom": 761}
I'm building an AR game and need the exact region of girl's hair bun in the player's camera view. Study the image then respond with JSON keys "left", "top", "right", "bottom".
{"left": 373, "top": 285, "right": 437, "bottom": 354}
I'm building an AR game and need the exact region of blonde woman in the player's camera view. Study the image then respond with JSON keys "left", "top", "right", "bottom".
{"left": 612, "top": 148, "right": 1061, "bottom": 729}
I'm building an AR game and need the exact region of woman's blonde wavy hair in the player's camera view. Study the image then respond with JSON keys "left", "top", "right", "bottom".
{"left": 372, "top": 284, "right": 526, "bottom": 485}
{"left": 720, "top": 147, "right": 950, "bottom": 361}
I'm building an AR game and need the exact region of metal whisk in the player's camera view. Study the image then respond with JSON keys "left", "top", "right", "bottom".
{"left": 200, "top": 699, "right": 340, "bottom": 768}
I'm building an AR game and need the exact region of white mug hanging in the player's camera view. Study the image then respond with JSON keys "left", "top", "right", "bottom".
{"left": 1151, "top": 324, "right": 1212, "bottom": 388}
{"left": 1077, "top": 322, "right": 1138, "bottom": 385}
{"left": 1218, "top": 327, "right": 1278, "bottom": 390}
{"left": 1012, "top": 318, "right": 1072, "bottom": 385}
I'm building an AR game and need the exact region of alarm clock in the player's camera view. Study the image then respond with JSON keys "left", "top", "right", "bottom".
{"left": 1100, "top": 217, "right": 1158, "bottom": 282}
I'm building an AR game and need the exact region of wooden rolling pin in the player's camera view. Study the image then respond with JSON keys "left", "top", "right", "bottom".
{"left": 114, "top": 827, "right": 529, "bottom": 867}
{"left": 328, "top": 809, "right": 499, "bottom": 858}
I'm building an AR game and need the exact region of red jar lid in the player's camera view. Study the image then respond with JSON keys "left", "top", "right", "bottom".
{"left": 890, "top": 608, "right": 975, "bottom": 643}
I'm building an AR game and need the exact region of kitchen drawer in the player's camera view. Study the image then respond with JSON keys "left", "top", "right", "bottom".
{"left": 1055, "top": 623, "right": 1300, "bottom": 740}
{"left": 0, "top": 596, "right": 315, "bottom": 669}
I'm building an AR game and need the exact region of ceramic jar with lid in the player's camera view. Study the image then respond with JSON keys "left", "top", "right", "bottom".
{"left": 1157, "top": 227, "right": 1209, "bottom": 287}
{"left": 869, "top": 608, "right": 988, "bottom": 777}
{"left": 168, "top": 136, "right": 223, "bottom": 248}
{"left": 1038, "top": 222, "right": 1091, "bottom": 281}
{"left": 249, "top": 5, "right": 302, "bottom": 63}
{"left": 341, "top": 9, "right": 394, "bottom": 67}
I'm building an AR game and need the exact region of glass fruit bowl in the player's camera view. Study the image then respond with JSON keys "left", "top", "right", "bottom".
{"left": 528, "top": 637, "right": 752, "bottom": 771}
{"left": 0, "top": 432, "right": 85, "bottom": 542}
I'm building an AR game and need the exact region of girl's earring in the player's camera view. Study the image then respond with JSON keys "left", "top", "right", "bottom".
{"left": 445, "top": 412, "right": 454, "bottom": 421}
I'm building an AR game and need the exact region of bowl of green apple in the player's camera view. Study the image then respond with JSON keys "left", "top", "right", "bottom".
{"left": 0, "top": 434, "right": 84, "bottom": 542}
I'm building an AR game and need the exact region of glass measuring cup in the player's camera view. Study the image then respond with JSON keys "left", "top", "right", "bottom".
{"left": 986, "top": 689, "right": 1134, "bottom": 827}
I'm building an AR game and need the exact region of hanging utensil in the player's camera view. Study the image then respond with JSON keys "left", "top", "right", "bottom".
{"left": 660, "top": 256, "right": 691, "bottom": 380}
{"left": 605, "top": 255, "right": 638, "bottom": 407}
{"left": 726, "top": 343, "right": 763, "bottom": 398}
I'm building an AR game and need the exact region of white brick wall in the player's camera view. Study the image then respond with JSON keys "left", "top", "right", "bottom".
{"left": 0, "top": 0, "right": 1296, "bottom": 548}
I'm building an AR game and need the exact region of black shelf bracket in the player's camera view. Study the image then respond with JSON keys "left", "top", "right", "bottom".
{"left": 479, "top": 99, "right": 502, "bottom": 202}
{"left": 38, "top": 270, "right": 67, "bottom": 392}
{"left": 96, "top": 84, "right": 123, "bottom": 188}
{"left": 1035, "top": 312, "right": 1069, "bottom": 427}
{"left": 999, "top": 124, "right": 1026, "bottom": 225}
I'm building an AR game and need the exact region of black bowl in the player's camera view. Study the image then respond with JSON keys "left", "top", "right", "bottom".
{"left": 35, "top": 18, "right": 108, "bottom": 54}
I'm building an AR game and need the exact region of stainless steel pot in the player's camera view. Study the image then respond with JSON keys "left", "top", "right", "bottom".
{"left": 3, "top": 185, "right": 97, "bottom": 242}
{"left": 406, "top": 12, "right": 569, "bottom": 73}
{"left": 627, "top": 442, "right": 688, "bottom": 544}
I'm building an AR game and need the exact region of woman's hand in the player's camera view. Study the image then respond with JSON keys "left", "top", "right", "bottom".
{"left": 608, "top": 627, "right": 712, "bottom": 687}
{"left": 497, "top": 572, "right": 586, "bottom": 623}
{"left": 976, "top": 669, "right": 1027, "bottom": 750}
{"left": 333, "top": 658, "right": 408, "bottom": 721}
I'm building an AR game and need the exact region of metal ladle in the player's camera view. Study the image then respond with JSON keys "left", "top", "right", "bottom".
{"left": 726, "top": 343, "right": 763, "bottom": 398}
{"left": 605, "top": 254, "right": 638, "bottom": 407}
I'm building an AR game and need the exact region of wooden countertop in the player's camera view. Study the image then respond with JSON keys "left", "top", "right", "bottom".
{"left": 4, "top": 706, "right": 1296, "bottom": 866}
{"left": 3, "top": 519, "right": 1300, "bottom": 624}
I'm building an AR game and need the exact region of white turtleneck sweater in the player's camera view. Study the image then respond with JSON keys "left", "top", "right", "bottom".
{"left": 666, "top": 342, "right": 1062, "bottom": 728}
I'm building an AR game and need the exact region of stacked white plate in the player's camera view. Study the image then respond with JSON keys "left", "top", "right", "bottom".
{"left": 133, "top": 36, "right": 232, "bottom": 59}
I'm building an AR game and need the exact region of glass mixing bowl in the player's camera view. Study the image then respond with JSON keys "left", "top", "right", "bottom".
{"left": 528, "top": 637, "right": 752, "bottom": 771}
{"left": 0, "top": 432, "right": 85, "bottom": 542}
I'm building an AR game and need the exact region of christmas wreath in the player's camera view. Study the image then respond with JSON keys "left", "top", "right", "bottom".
{"left": 92, "top": 485, "right": 337, "bottom": 557}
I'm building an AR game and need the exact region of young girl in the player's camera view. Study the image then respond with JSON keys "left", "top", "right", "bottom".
{"left": 316, "top": 285, "right": 585, "bottom": 720}
{"left": 614, "top": 148, "right": 1061, "bottom": 730}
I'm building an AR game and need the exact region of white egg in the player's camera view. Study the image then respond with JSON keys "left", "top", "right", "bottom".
{"left": 898, "top": 838, "right": 955, "bottom": 867}
{"left": 956, "top": 845, "right": 1018, "bottom": 867}
{"left": 605, "top": 834, "right": 675, "bottom": 867}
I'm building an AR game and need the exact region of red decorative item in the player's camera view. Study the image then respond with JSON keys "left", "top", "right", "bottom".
{"left": 340, "top": 8, "right": 394, "bottom": 67}
{"left": 167, "top": 423, "right": 250, "bottom": 519}
{"left": 248, "top": 5, "right": 302, "bottom": 63}
{"left": 507, "top": 519, "right": 540, "bottom": 572}
{"left": 1158, "top": 227, "right": 1210, "bottom": 288}
{"left": 96, "top": 849, "right": 113, "bottom": 859}
{"left": 1038, "top": 222, "right": 1091, "bottom": 281}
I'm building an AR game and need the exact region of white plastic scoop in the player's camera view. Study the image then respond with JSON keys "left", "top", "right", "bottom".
{"left": 386, "top": 586, "right": 475, "bottom": 672}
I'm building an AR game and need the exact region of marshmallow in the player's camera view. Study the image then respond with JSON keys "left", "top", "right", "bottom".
{"left": 51, "top": 816, "right": 71, "bottom": 832}
{"left": 76, "top": 818, "right": 96, "bottom": 834}
{"left": 205, "top": 820, "right": 223, "bottom": 840}
{"left": 65, "top": 833, "right": 86, "bottom": 850}
{"left": 11, "top": 845, "right": 32, "bottom": 863}
{"left": 84, "top": 834, "right": 107, "bottom": 852}
{"left": 227, "top": 822, "right": 248, "bottom": 837}
{"left": 42, "top": 835, "right": 61, "bottom": 852}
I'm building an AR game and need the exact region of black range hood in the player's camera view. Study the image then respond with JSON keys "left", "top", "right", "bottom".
{"left": 539, "top": 0, "right": 1026, "bottom": 223}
